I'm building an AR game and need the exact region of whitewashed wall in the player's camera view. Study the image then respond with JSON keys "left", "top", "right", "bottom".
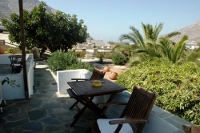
{"left": 0, "top": 54, "right": 29, "bottom": 64}
{"left": 1, "top": 72, "right": 25, "bottom": 100}
{"left": 57, "top": 69, "right": 92, "bottom": 94}
{"left": 0, "top": 54, "right": 34, "bottom": 100}
{"left": 0, "top": 54, "right": 13, "bottom": 64}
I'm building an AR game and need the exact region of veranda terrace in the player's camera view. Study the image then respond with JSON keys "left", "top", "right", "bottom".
{"left": 0, "top": 60, "right": 193, "bottom": 133}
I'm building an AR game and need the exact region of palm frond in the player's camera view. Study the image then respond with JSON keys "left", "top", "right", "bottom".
{"left": 171, "top": 35, "right": 188, "bottom": 63}
{"left": 163, "top": 31, "right": 181, "bottom": 38}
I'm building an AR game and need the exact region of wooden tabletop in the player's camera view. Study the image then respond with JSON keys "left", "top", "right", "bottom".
{"left": 67, "top": 79, "right": 126, "bottom": 97}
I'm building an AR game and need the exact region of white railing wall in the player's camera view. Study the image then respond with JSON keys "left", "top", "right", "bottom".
{"left": 0, "top": 54, "right": 34, "bottom": 100}
{"left": 57, "top": 69, "right": 92, "bottom": 94}
{"left": 0, "top": 72, "right": 25, "bottom": 100}
{"left": 0, "top": 54, "right": 14, "bottom": 64}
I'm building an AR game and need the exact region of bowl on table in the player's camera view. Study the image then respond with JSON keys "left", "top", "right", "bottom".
{"left": 92, "top": 80, "right": 102, "bottom": 87}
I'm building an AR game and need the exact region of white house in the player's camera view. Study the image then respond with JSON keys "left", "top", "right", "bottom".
{"left": 186, "top": 41, "right": 199, "bottom": 49}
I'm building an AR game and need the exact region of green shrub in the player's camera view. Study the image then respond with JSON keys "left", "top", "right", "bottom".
{"left": 5, "top": 47, "right": 19, "bottom": 54}
{"left": 47, "top": 51, "right": 79, "bottom": 72}
{"left": 66, "top": 61, "right": 94, "bottom": 72}
{"left": 94, "top": 51, "right": 103, "bottom": 58}
{"left": 94, "top": 51, "right": 113, "bottom": 59}
{"left": 104, "top": 52, "right": 113, "bottom": 59}
{"left": 112, "top": 52, "right": 127, "bottom": 65}
{"left": 116, "top": 58, "right": 200, "bottom": 125}
{"left": 47, "top": 51, "right": 93, "bottom": 72}
{"left": 75, "top": 51, "right": 86, "bottom": 58}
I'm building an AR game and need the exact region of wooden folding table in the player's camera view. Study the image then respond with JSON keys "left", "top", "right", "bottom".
{"left": 67, "top": 78, "right": 126, "bottom": 127}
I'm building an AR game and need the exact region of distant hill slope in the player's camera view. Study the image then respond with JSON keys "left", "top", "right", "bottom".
{"left": 0, "top": 0, "right": 56, "bottom": 20}
{"left": 168, "top": 20, "right": 200, "bottom": 43}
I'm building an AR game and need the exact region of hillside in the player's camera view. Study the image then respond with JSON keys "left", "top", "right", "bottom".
{"left": 0, "top": 0, "right": 56, "bottom": 20}
{"left": 169, "top": 20, "right": 200, "bottom": 43}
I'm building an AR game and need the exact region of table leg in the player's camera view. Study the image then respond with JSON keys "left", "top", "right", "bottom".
{"left": 70, "top": 96, "right": 94, "bottom": 127}
{"left": 70, "top": 93, "right": 118, "bottom": 127}
{"left": 84, "top": 93, "right": 118, "bottom": 133}
{"left": 100, "top": 93, "right": 117, "bottom": 117}
{"left": 70, "top": 104, "right": 87, "bottom": 127}
{"left": 82, "top": 93, "right": 118, "bottom": 117}
{"left": 81, "top": 96, "right": 102, "bottom": 115}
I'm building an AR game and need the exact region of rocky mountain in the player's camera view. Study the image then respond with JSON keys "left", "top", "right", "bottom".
{"left": 0, "top": 0, "right": 56, "bottom": 20}
{"left": 169, "top": 20, "right": 200, "bottom": 43}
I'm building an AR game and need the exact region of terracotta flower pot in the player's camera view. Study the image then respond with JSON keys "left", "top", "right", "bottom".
{"left": 104, "top": 66, "right": 110, "bottom": 72}
{"left": 109, "top": 71, "right": 118, "bottom": 80}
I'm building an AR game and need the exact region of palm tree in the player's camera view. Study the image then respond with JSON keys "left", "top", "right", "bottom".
{"left": 112, "top": 42, "right": 138, "bottom": 58}
{"left": 119, "top": 23, "right": 165, "bottom": 66}
{"left": 118, "top": 22, "right": 196, "bottom": 67}
{"left": 119, "top": 23, "right": 164, "bottom": 46}
{"left": 159, "top": 35, "right": 188, "bottom": 63}
{"left": 120, "top": 23, "right": 163, "bottom": 59}
{"left": 183, "top": 47, "right": 200, "bottom": 66}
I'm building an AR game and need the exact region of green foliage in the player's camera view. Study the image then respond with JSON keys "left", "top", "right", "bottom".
{"left": 119, "top": 23, "right": 192, "bottom": 66}
{"left": 94, "top": 51, "right": 104, "bottom": 58}
{"left": 94, "top": 51, "right": 113, "bottom": 59}
{"left": 126, "top": 56, "right": 141, "bottom": 67}
{"left": 98, "top": 52, "right": 104, "bottom": 63}
{"left": 112, "top": 52, "right": 127, "bottom": 65}
{"left": 47, "top": 51, "right": 93, "bottom": 72}
{"left": 47, "top": 51, "right": 79, "bottom": 72}
{"left": 75, "top": 51, "right": 86, "bottom": 58}
{"left": 116, "top": 58, "right": 200, "bottom": 125}
{"left": 66, "top": 61, "right": 94, "bottom": 72}
{"left": 94, "top": 51, "right": 113, "bottom": 64}
{"left": 112, "top": 42, "right": 137, "bottom": 59}
{"left": 184, "top": 48, "right": 200, "bottom": 66}
{"left": 119, "top": 23, "right": 164, "bottom": 45}
{"left": 103, "top": 52, "right": 113, "bottom": 59}
{"left": 159, "top": 35, "right": 188, "bottom": 63}
{"left": 5, "top": 47, "right": 19, "bottom": 54}
{"left": 2, "top": 2, "right": 87, "bottom": 52}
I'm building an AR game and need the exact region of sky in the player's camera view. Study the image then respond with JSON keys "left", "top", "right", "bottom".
{"left": 40, "top": 0, "right": 200, "bottom": 43}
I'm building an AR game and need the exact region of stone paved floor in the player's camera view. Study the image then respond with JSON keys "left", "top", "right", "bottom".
{"left": 0, "top": 60, "right": 128, "bottom": 133}
{"left": 0, "top": 61, "right": 96, "bottom": 133}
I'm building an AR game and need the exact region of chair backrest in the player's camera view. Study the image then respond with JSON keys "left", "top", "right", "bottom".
{"left": 122, "top": 85, "right": 156, "bottom": 132}
{"left": 90, "top": 68, "right": 106, "bottom": 80}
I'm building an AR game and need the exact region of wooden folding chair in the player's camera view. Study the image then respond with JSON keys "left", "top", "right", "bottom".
{"left": 66, "top": 68, "right": 106, "bottom": 110}
{"left": 12, "top": 57, "right": 23, "bottom": 73}
{"left": 88, "top": 85, "right": 156, "bottom": 133}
